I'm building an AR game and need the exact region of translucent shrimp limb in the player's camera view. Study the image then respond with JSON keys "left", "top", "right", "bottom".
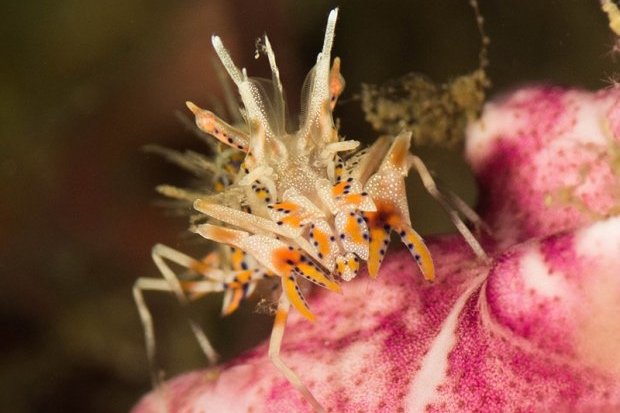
{"left": 269, "top": 294, "right": 327, "bottom": 413}
{"left": 134, "top": 244, "right": 272, "bottom": 387}
{"left": 409, "top": 155, "right": 490, "bottom": 262}
{"left": 133, "top": 245, "right": 220, "bottom": 387}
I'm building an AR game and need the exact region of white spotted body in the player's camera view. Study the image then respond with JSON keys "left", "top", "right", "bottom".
{"left": 188, "top": 9, "right": 435, "bottom": 321}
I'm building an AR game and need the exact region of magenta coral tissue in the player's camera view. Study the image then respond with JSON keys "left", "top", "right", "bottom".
{"left": 133, "top": 83, "right": 620, "bottom": 412}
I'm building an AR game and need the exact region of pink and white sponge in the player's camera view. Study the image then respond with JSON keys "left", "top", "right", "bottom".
{"left": 466, "top": 85, "right": 620, "bottom": 248}
{"left": 132, "top": 85, "right": 620, "bottom": 412}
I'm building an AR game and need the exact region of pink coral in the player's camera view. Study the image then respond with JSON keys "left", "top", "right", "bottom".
{"left": 132, "top": 86, "right": 620, "bottom": 413}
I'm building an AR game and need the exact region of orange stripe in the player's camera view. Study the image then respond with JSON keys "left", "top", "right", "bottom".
{"left": 312, "top": 227, "right": 331, "bottom": 258}
{"left": 222, "top": 288, "right": 244, "bottom": 316}
{"left": 282, "top": 276, "right": 315, "bottom": 321}
{"left": 281, "top": 215, "right": 302, "bottom": 227}
{"left": 271, "top": 201, "right": 299, "bottom": 212}
{"left": 344, "top": 214, "right": 366, "bottom": 244}
{"left": 273, "top": 248, "right": 300, "bottom": 273}
{"left": 342, "top": 193, "right": 364, "bottom": 206}
{"left": 367, "top": 227, "right": 389, "bottom": 278}
{"left": 230, "top": 248, "right": 245, "bottom": 270}
{"left": 331, "top": 181, "right": 349, "bottom": 196}
{"left": 402, "top": 227, "right": 435, "bottom": 281}
{"left": 296, "top": 263, "right": 340, "bottom": 292}
{"left": 274, "top": 303, "right": 289, "bottom": 326}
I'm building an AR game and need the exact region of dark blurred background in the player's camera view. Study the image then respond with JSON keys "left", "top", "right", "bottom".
{"left": 1, "top": 1, "right": 615, "bottom": 412}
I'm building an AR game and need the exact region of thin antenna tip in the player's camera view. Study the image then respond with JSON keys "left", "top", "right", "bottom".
{"left": 211, "top": 35, "right": 223, "bottom": 48}
{"left": 185, "top": 101, "right": 201, "bottom": 115}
